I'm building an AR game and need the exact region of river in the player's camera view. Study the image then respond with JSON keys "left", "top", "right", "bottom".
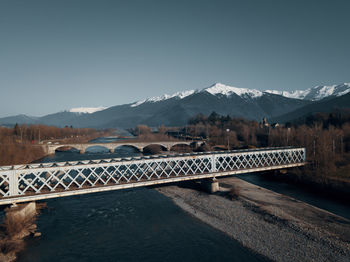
{"left": 13, "top": 138, "right": 350, "bottom": 261}
{"left": 16, "top": 140, "right": 267, "bottom": 262}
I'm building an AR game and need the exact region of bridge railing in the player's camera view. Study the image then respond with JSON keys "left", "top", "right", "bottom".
{"left": 0, "top": 147, "right": 306, "bottom": 200}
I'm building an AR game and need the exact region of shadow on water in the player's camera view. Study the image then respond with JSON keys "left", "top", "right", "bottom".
{"left": 14, "top": 140, "right": 267, "bottom": 262}
{"left": 17, "top": 189, "right": 267, "bottom": 262}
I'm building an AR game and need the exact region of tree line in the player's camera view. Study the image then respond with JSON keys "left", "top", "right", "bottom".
{"left": 0, "top": 124, "right": 113, "bottom": 166}
{"left": 184, "top": 111, "right": 350, "bottom": 182}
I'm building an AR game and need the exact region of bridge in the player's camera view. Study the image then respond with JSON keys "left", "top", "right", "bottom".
{"left": 0, "top": 147, "right": 306, "bottom": 206}
{"left": 43, "top": 140, "right": 196, "bottom": 154}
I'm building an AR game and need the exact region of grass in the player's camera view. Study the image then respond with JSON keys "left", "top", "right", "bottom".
{"left": 2, "top": 209, "right": 36, "bottom": 239}
{"left": 0, "top": 203, "right": 46, "bottom": 260}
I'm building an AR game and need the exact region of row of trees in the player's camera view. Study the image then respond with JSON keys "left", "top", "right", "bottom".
{"left": 185, "top": 111, "right": 350, "bottom": 181}
{"left": 0, "top": 124, "right": 113, "bottom": 165}
{"left": 129, "top": 125, "right": 175, "bottom": 141}
{"left": 294, "top": 109, "right": 350, "bottom": 128}
{"left": 0, "top": 124, "right": 112, "bottom": 144}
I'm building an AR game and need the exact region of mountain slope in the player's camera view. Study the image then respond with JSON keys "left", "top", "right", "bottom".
{"left": 272, "top": 93, "right": 350, "bottom": 123}
{"left": 265, "top": 83, "right": 350, "bottom": 101}
{"left": 1, "top": 82, "right": 349, "bottom": 128}
{"left": 0, "top": 114, "right": 39, "bottom": 126}
{"left": 72, "top": 84, "right": 310, "bottom": 128}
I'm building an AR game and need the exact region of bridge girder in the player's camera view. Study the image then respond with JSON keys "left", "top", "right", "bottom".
{"left": 0, "top": 147, "right": 306, "bottom": 205}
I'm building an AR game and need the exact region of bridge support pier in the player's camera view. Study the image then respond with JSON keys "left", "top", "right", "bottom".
{"left": 201, "top": 178, "right": 219, "bottom": 193}
{"left": 109, "top": 149, "right": 114, "bottom": 153}
{"left": 79, "top": 149, "right": 85, "bottom": 154}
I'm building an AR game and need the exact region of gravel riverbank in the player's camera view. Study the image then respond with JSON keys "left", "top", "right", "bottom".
{"left": 156, "top": 177, "right": 350, "bottom": 262}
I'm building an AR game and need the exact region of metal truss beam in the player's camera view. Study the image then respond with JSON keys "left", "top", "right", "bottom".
{"left": 0, "top": 147, "right": 306, "bottom": 205}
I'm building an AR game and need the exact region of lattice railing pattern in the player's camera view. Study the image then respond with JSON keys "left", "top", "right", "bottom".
{"left": 0, "top": 147, "right": 305, "bottom": 198}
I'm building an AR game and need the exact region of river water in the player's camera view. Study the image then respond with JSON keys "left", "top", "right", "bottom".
{"left": 16, "top": 140, "right": 266, "bottom": 262}
{"left": 13, "top": 138, "right": 349, "bottom": 261}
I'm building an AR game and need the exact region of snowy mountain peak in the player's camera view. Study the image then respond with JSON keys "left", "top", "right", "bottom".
{"left": 69, "top": 107, "right": 107, "bottom": 114}
{"left": 130, "top": 83, "right": 264, "bottom": 108}
{"left": 130, "top": 90, "right": 196, "bottom": 107}
{"left": 265, "top": 83, "right": 350, "bottom": 101}
{"left": 264, "top": 89, "right": 310, "bottom": 100}
{"left": 310, "top": 83, "right": 350, "bottom": 100}
{"left": 129, "top": 82, "right": 350, "bottom": 108}
{"left": 205, "top": 83, "right": 263, "bottom": 98}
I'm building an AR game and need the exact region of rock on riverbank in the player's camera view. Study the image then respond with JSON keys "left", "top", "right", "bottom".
{"left": 156, "top": 177, "right": 350, "bottom": 262}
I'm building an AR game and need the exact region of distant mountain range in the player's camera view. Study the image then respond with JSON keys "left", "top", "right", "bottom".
{"left": 265, "top": 83, "right": 350, "bottom": 101}
{"left": 1, "top": 83, "right": 349, "bottom": 128}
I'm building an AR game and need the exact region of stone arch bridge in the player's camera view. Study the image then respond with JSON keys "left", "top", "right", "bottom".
{"left": 43, "top": 141, "right": 199, "bottom": 155}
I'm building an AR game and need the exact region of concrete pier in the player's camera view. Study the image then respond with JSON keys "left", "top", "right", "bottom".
{"left": 201, "top": 178, "right": 220, "bottom": 193}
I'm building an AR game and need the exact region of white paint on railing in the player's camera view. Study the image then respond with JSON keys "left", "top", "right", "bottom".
{"left": 0, "top": 147, "right": 306, "bottom": 205}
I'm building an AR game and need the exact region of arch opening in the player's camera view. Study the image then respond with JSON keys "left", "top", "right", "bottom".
{"left": 85, "top": 145, "right": 109, "bottom": 154}
{"left": 143, "top": 144, "right": 167, "bottom": 155}
{"left": 55, "top": 146, "right": 79, "bottom": 153}
{"left": 114, "top": 145, "right": 142, "bottom": 156}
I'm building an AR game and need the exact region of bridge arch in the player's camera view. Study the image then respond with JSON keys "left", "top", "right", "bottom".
{"left": 85, "top": 145, "right": 110, "bottom": 153}
{"left": 114, "top": 145, "right": 142, "bottom": 153}
{"left": 54, "top": 146, "right": 80, "bottom": 153}
{"left": 142, "top": 144, "right": 168, "bottom": 154}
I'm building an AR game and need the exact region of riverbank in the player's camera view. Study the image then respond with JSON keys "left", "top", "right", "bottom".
{"left": 262, "top": 170, "right": 350, "bottom": 202}
{"left": 0, "top": 203, "right": 43, "bottom": 262}
{"left": 0, "top": 127, "right": 115, "bottom": 166}
{"left": 156, "top": 177, "right": 350, "bottom": 262}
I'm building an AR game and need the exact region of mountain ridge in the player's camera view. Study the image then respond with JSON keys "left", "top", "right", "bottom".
{"left": 129, "top": 82, "right": 350, "bottom": 108}
{"left": 0, "top": 82, "right": 349, "bottom": 128}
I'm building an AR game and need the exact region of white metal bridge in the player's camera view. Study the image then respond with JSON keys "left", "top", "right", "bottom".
{"left": 0, "top": 147, "right": 306, "bottom": 205}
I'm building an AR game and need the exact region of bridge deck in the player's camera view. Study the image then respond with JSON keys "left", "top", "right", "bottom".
{"left": 0, "top": 147, "right": 306, "bottom": 205}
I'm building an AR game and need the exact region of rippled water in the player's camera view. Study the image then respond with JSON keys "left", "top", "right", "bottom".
{"left": 15, "top": 143, "right": 266, "bottom": 262}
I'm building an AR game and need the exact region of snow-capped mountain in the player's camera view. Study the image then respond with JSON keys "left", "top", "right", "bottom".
{"left": 69, "top": 106, "right": 107, "bottom": 114}
{"left": 204, "top": 83, "right": 263, "bottom": 98}
{"left": 265, "top": 83, "right": 350, "bottom": 101}
{"left": 0, "top": 82, "right": 348, "bottom": 128}
{"left": 130, "top": 83, "right": 350, "bottom": 108}
{"left": 130, "top": 83, "right": 264, "bottom": 107}
{"left": 131, "top": 90, "right": 196, "bottom": 107}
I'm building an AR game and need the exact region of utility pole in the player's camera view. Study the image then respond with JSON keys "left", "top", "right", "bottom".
{"left": 226, "top": 129, "right": 230, "bottom": 150}
{"left": 341, "top": 135, "right": 344, "bottom": 155}
{"left": 38, "top": 127, "right": 41, "bottom": 144}
{"left": 313, "top": 139, "right": 316, "bottom": 158}
{"left": 20, "top": 127, "right": 23, "bottom": 144}
{"left": 206, "top": 125, "right": 209, "bottom": 142}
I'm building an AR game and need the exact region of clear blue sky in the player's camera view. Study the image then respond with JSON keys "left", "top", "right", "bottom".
{"left": 1, "top": 0, "right": 349, "bottom": 117}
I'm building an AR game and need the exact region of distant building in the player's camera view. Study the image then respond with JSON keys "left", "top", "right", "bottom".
{"left": 260, "top": 117, "right": 269, "bottom": 127}
{"left": 271, "top": 123, "right": 279, "bottom": 128}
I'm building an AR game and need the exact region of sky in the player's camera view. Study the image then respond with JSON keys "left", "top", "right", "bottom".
{"left": 0, "top": 0, "right": 349, "bottom": 117}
